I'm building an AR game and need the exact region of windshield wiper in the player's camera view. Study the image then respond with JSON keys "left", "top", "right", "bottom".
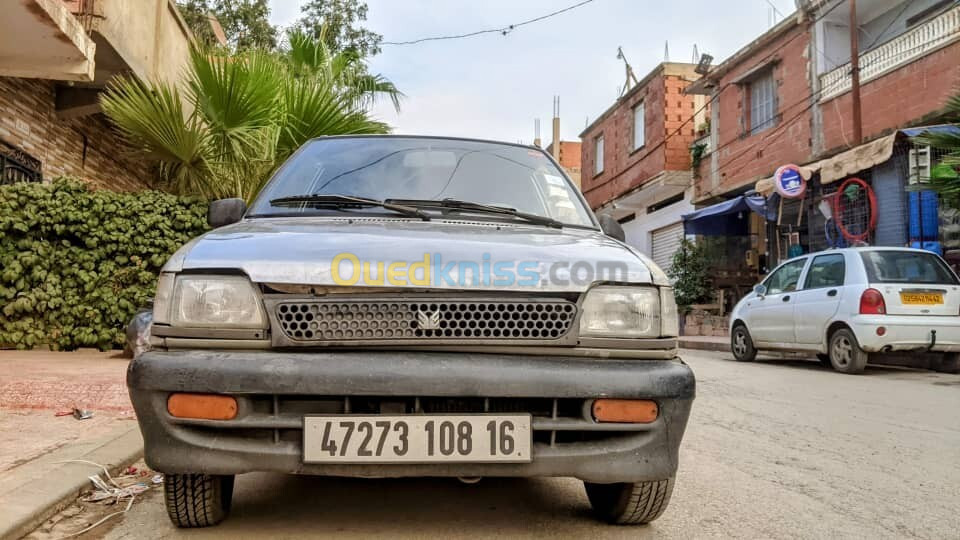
{"left": 268, "top": 194, "right": 430, "bottom": 221}
{"left": 384, "top": 198, "right": 563, "bottom": 228}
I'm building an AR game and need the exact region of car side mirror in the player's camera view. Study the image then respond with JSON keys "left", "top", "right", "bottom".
{"left": 753, "top": 284, "right": 767, "bottom": 297}
{"left": 208, "top": 198, "right": 247, "bottom": 228}
{"left": 597, "top": 214, "right": 626, "bottom": 242}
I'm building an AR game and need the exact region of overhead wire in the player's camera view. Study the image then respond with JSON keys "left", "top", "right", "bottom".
{"left": 382, "top": 0, "right": 597, "bottom": 45}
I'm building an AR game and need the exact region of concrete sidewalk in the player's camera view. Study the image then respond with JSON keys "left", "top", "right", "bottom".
{"left": 0, "top": 350, "right": 141, "bottom": 540}
{"left": 679, "top": 335, "right": 728, "bottom": 352}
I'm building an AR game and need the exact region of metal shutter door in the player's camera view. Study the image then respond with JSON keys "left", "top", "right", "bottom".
{"left": 651, "top": 222, "right": 685, "bottom": 273}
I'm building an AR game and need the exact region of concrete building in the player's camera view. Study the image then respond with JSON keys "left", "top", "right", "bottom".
{"left": 0, "top": 0, "right": 194, "bottom": 191}
{"left": 580, "top": 62, "right": 706, "bottom": 272}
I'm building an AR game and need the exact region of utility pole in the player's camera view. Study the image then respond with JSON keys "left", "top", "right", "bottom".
{"left": 849, "top": 0, "right": 863, "bottom": 144}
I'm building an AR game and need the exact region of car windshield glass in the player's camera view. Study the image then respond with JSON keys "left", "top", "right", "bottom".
{"left": 860, "top": 251, "right": 959, "bottom": 285}
{"left": 249, "top": 137, "right": 595, "bottom": 227}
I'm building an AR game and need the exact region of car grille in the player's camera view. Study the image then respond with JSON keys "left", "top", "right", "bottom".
{"left": 275, "top": 299, "right": 577, "bottom": 342}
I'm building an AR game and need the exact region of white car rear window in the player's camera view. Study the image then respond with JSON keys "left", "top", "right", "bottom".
{"left": 860, "top": 251, "right": 959, "bottom": 285}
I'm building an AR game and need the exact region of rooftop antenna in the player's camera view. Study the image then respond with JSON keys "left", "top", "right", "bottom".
{"left": 664, "top": 40, "right": 670, "bottom": 62}
{"left": 616, "top": 46, "right": 639, "bottom": 96}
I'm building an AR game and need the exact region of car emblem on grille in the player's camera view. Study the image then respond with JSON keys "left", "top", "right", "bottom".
{"left": 416, "top": 310, "right": 442, "bottom": 330}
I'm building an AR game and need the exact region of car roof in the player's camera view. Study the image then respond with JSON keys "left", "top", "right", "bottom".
{"left": 810, "top": 246, "right": 939, "bottom": 255}
{"left": 306, "top": 134, "right": 544, "bottom": 152}
{"left": 776, "top": 246, "right": 943, "bottom": 267}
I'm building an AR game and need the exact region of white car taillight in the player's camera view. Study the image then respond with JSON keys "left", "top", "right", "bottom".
{"left": 859, "top": 288, "right": 886, "bottom": 315}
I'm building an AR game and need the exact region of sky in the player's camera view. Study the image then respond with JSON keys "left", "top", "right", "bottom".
{"left": 269, "top": 0, "right": 797, "bottom": 145}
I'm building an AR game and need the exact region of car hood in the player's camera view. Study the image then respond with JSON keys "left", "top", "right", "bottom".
{"left": 164, "top": 217, "right": 663, "bottom": 292}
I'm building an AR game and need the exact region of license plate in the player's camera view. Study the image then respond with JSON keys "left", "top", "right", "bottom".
{"left": 900, "top": 292, "right": 943, "bottom": 305}
{"left": 303, "top": 415, "right": 532, "bottom": 464}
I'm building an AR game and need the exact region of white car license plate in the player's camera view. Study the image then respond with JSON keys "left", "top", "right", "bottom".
{"left": 303, "top": 415, "right": 532, "bottom": 464}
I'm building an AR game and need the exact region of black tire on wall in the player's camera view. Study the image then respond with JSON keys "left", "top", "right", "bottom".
{"left": 163, "top": 473, "right": 235, "bottom": 528}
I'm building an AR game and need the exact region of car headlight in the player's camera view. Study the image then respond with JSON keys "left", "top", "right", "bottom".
{"left": 153, "top": 273, "right": 267, "bottom": 328}
{"left": 579, "top": 286, "right": 678, "bottom": 338}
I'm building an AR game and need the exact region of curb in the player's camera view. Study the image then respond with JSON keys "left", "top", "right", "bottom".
{"left": 0, "top": 425, "right": 144, "bottom": 540}
{"left": 679, "top": 339, "right": 729, "bottom": 353}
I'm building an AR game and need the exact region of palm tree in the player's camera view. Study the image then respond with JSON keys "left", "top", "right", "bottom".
{"left": 912, "top": 93, "right": 960, "bottom": 209}
{"left": 101, "top": 32, "right": 400, "bottom": 202}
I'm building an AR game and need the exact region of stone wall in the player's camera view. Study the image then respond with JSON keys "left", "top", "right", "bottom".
{"left": 0, "top": 76, "right": 150, "bottom": 191}
{"left": 682, "top": 310, "right": 730, "bottom": 337}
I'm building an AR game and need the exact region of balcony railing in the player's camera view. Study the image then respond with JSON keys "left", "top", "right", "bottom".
{"left": 819, "top": 4, "right": 960, "bottom": 101}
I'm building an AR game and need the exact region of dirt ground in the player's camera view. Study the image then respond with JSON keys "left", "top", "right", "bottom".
{"left": 0, "top": 349, "right": 133, "bottom": 474}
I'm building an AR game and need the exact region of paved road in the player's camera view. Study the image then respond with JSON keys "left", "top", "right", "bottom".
{"left": 92, "top": 350, "right": 960, "bottom": 539}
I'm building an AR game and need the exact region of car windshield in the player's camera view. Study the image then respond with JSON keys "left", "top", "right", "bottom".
{"left": 860, "top": 250, "right": 959, "bottom": 285}
{"left": 248, "top": 137, "right": 595, "bottom": 227}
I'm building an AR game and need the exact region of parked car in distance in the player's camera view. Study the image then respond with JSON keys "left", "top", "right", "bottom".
{"left": 127, "top": 136, "right": 695, "bottom": 528}
{"left": 729, "top": 247, "right": 960, "bottom": 374}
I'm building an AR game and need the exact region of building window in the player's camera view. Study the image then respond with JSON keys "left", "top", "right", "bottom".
{"left": 748, "top": 70, "right": 777, "bottom": 134}
{"left": 0, "top": 140, "right": 42, "bottom": 185}
{"left": 632, "top": 102, "right": 645, "bottom": 150}
{"left": 594, "top": 135, "right": 604, "bottom": 175}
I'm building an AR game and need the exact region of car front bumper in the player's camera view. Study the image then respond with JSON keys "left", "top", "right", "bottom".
{"left": 127, "top": 350, "right": 695, "bottom": 484}
{"left": 849, "top": 315, "right": 960, "bottom": 352}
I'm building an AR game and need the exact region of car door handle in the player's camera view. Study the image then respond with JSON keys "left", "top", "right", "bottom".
{"left": 782, "top": 295, "right": 791, "bottom": 302}
{"left": 827, "top": 289, "right": 838, "bottom": 297}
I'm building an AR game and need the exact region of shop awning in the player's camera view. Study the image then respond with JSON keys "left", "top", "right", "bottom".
{"left": 754, "top": 124, "right": 960, "bottom": 193}
{"left": 682, "top": 195, "right": 772, "bottom": 236}
{"left": 819, "top": 133, "right": 898, "bottom": 185}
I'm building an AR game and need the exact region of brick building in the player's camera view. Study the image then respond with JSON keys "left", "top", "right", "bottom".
{"left": 690, "top": 0, "right": 959, "bottom": 204}
{"left": 683, "top": 0, "right": 960, "bottom": 310}
{"left": 580, "top": 62, "right": 706, "bottom": 271}
{"left": 0, "top": 0, "right": 194, "bottom": 191}
{"left": 544, "top": 140, "right": 582, "bottom": 187}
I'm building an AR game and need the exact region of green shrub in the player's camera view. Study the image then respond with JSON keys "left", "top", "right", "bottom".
{"left": 0, "top": 179, "right": 209, "bottom": 350}
{"left": 667, "top": 238, "right": 711, "bottom": 309}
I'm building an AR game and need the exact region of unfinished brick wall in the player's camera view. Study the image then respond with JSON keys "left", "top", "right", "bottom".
{"left": 819, "top": 40, "right": 960, "bottom": 154}
{"left": 581, "top": 64, "right": 701, "bottom": 209}
{"left": 0, "top": 76, "right": 150, "bottom": 191}
{"left": 695, "top": 23, "right": 814, "bottom": 202}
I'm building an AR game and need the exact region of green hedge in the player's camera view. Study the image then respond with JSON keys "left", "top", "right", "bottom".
{"left": 0, "top": 179, "right": 209, "bottom": 350}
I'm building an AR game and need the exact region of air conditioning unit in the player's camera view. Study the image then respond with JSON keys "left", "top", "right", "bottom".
{"left": 908, "top": 146, "right": 931, "bottom": 185}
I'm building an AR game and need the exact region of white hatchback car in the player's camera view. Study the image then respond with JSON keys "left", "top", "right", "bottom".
{"left": 729, "top": 247, "right": 960, "bottom": 374}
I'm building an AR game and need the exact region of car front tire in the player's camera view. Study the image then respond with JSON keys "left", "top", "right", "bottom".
{"left": 163, "top": 473, "right": 235, "bottom": 528}
{"left": 584, "top": 478, "right": 674, "bottom": 525}
{"left": 731, "top": 324, "right": 757, "bottom": 362}
{"left": 828, "top": 328, "right": 867, "bottom": 374}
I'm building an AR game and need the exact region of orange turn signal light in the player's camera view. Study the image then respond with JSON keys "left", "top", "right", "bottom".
{"left": 167, "top": 393, "right": 237, "bottom": 420}
{"left": 592, "top": 399, "right": 658, "bottom": 423}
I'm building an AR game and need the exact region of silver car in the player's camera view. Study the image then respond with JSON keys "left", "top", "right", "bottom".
{"left": 128, "top": 136, "right": 694, "bottom": 527}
